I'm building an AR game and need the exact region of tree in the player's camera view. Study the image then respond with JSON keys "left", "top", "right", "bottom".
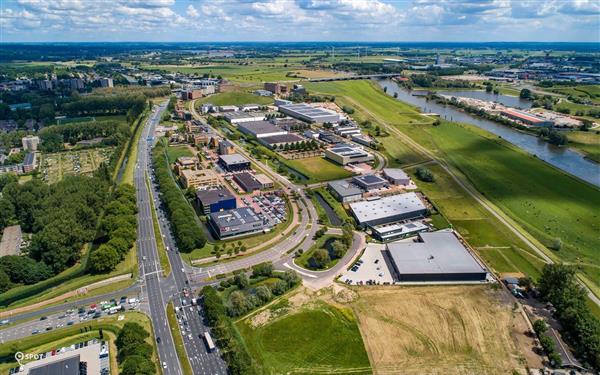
{"left": 234, "top": 273, "right": 250, "bottom": 290}
{"left": 89, "top": 245, "right": 120, "bottom": 274}
{"left": 251, "top": 262, "right": 273, "bottom": 278}
{"left": 228, "top": 291, "right": 249, "bottom": 316}
{"left": 255, "top": 285, "right": 272, "bottom": 302}
{"left": 519, "top": 88, "right": 532, "bottom": 99}
{"left": 331, "top": 240, "right": 347, "bottom": 259}
{"left": 0, "top": 269, "right": 12, "bottom": 293}
{"left": 549, "top": 237, "right": 562, "bottom": 251}
{"left": 533, "top": 319, "right": 548, "bottom": 335}
{"left": 310, "top": 248, "right": 330, "bottom": 268}
{"left": 416, "top": 167, "right": 435, "bottom": 182}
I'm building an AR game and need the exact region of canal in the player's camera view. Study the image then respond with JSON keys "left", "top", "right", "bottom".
{"left": 378, "top": 79, "right": 600, "bottom": 188}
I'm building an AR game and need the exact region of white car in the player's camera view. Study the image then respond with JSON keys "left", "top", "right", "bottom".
{"left": 162, "top": 362, "right": 167, "bottom": 369}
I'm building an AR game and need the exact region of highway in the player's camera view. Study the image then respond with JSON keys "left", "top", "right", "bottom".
{"left": 135, "top": 102, "right": 183, "bottom": 375}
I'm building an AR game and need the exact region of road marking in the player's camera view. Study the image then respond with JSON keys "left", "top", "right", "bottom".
{"left": 282, "top": 263, "right": 317, "bottom": 278}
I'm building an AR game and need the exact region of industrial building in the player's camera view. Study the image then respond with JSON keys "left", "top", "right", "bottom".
{"left": 500, "top": 108, "right": 554, "bottom": 127}
{"left": 258, "top": 133, "right": 305, "bottom": 149}
{"left": 254, "top": 173, "right": 274, "bottom": 189}
{"left": 334, "top": 125, "right": 361, "bottom": 138}
{"left": 383, "top": 168, "right": 411, "bottom": 185}
{"left": 0, "top": 225, "right": 22, "bottom": 257}
{"left": 208, "top": 207, "right": 268, "bottom": 239}
{"left": 237, "top": 120, "right": 288, "bottom": 139}
{"left": 386, "top": 231, "right": 487, "bottom": 282}
{"left": 279, "top": 103, "right": 341, "bottom": 123}
{"left": 219, "top": 154, "right": 251, "bottom": 172}
{"left": 324, "top": 144, "right": 374, "bottom": 165}
{"left": 234, "top": 172, "right": 262, "bottom": 192}
{"left": 351, "top": 134, "right": 374, "bottom": 147}
{"left": 264, "top": 82, "right": 288, "bottom": 95}
{"left": 352, "top": 174, "right": 387, "bottom": 191}
{"left": 196, "top": 188, "right": 236, "bottom": 214}
{"left": 371, "top": 221, "right": 429, "bottom": 242}
{"left": 222, "top": 111, "right": 267, "bottom": 125}
{"left": 349, "top": 192, "right": 427, "bottom": 227}
{"left": 180, "top": 169, "right": 220, "bottom": 189}
{"left": 327, "top": 179, "right": 363, "bottom": 203}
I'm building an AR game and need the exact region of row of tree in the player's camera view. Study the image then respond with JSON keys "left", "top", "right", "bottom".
{"left": 538, "top": 264, "right": 600, "bottom": 370}
{"left": 201, "top": 285, "right": 257, "bottom": 375}
{"left": 89, "top": 184, "right": 137, "bottom": 274}
{"left": 538, "top": 127, "right": 568, "bottom": 146}
{"left": 61, "top": 93, "right": 147, "bottom": 118}
{"left": 533, "top": 319, "right": 562, "bottom": 367}
{"left": 152, "top": 141, "right": 207, "bottom": 252}
{"left": 273, "top": 139, "right": 320, "bottom": 152}
{"left": 38, "top": 119, "right": 131, "bottom": 152}
{"left": 116, "top": 322, "right": 156, "bottom": 375}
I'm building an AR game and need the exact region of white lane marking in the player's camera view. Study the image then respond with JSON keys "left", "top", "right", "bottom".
{"left": 282, "top": 263, "right": 317, "bottom": 278}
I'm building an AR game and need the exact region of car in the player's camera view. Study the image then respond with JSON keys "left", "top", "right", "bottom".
{"left": 162, "top": 362, "right": 167, "bottom": 369}
{"left": 32, "top": 330, "right": 39, "bottom": 335}
{"left": 156, "top": 337, "right": 161, "bottom": 344}
{"left": 0, "top": 319, "right": 9, "bottom": 325}
{"left": 40, "top": 316, "right": 48, "bottom": 321}
{"left": 78, "top": 307, "right": 85, "bottom": 314}
{"left": 67, "top": 321, "right": 74, "bottom": 326}
{"left": 45, "top": 327, "right": 53, "bottom": 331}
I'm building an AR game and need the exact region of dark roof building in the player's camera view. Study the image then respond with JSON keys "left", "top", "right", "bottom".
{"left": 352, "top": 174, "right": 387, "bottom": 191}
{"left": 219, "top": 153, "right": 251, "bottom": 172}
{"left": 258, "top": 133, "right": 305, "bottom": 149}
{"left": 29, "top": 355, "right": 81, "bottom": 375}
{"left": 196, "top": 188, "right": 237, "bottom": 214}
{"left": 327, "top": 179, "right": 363, "bottom": 203}
{"left": 234, "top": 172, "right": 262, "bottom": 192}
{"left": 208, "top": 207, "right": 268, "bottom": 239}
{"left": 238, "top": 120, "right": 287, "bottom": 139}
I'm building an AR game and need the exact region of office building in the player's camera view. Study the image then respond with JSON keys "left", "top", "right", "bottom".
{"left": 279, "top": 103, "right": 341, "bottom": 123}
{"left": 22, "top": 135, "right": 40, "bottom": 151}
{"left": 349, "top": 192, "right": 427, "bottom": 227}
{"left": 180, "top": 168, "right": 220, "bottom": 189}
{"left": 324, "top": 144, "right": 374, "bottom": 165}
{"left": 22, "top": 152, "right": 37, "bottom": 173}
{"left": 254, "top": 173, "right": 274, "bottom": 189}
{"left": 371, "top": 221, "right": 429, "bottom": 242}
{"left": 386, "top": 231, "right": 487, "bottom": 282}
{"left": 327, "top": 180, "right": 363, "bottom": 203}
{"left": 218, "top": 139, "right": 236, "bottom": 155}
{"left": 219, "top": 154, "right": 251, "bottom": 172}
{"left": 264, "top": 82, "right": 288, "bottom": 95}
{"left": 208, "top": 207, "right": 268, "bottom": 239}
{"left": 175, "top": 156, "right": 197, "bottom": 174}
{"left": 383, "top": 168, "right": 411, "bottom": 185}
{"left": 352, "top": 174, "right": 387, "bottom": 191}
{"left": 99, "top": 77, "right": 114, "bottom": 88}
{"left": 196, "top": 188, "right": 236, "bottom": 214}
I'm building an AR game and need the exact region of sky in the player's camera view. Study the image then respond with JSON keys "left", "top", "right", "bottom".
{"left": 0, "top": 0, "right": 599, "bottom": 43}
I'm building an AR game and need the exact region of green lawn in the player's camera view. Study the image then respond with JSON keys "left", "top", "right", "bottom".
{"left": 294, "top": 234, "right": 343, "bottom": 270}
{"left": 567, "top": 131, "right": 600, "bottom": 163}
{"left": 285, "top": 157, "right": 353, "bottom": 183}
{"left": 166, "top": 145, "right": 194, "bottom": 164}
{"left": 167, "top": 303, "right": 193, "bottom": 375}
{"left": 546, "top": 85, "right": 600, "bottom": 104}
{"left": 195, "top": 91, "right": 273, "bottom": 106}
{"left": 237, "top": 302, "right": 371, "bottom": 375}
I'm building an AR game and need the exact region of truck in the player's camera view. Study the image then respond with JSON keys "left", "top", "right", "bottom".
{"left": 204, "top": 332, "right": 216, "bottom": 352}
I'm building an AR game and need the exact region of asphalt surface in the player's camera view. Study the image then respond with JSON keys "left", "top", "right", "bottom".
{"left": 135, "top": 102, "right": 183, "bottom": 375}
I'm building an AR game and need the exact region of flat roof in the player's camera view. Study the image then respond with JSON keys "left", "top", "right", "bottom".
{"left": 372, "top": 221, "right": 429, "bottom": 236}
{"left": 353, "top": 174, "right": 387, "bottom": 186}
{"left": 259, "top": 133, "right": 304, "bottom": 144}
{"left": 223, "top": 111, "right": 267, "bottom": 120}
{"left": 219, "top": 153, "right": 249, "bottom": 165}
{"left": 0, "top": 225, "right": 22, "bottom": 257}
{"left": 383, "top": 168, "right": 409, "bottom": 181}
{"left": 29, "top": 355, "right": 80, "bottom": 375}
{"left": 328, "top": 144, "right": 371, "bottom": 157}
{"left": 387, "top": 231, "right": 487, "bottom": 275}
{"left": 349, "top": 192, "right": 426, "bottom": 224}
{"left": 501, "top": 108, "right": 546, "bottom": 123}
{"left": 210, "top": 207, "right": 262, "bottom": 229}
{"left": 180, "top": 168, "right": 218, "bottom": 180}
{"left": 328, "top": 179, "right": 363, "bottom": 197}
{"left": 254, "top": 173, "right": 273, "bottom": 185}
{"left": 238, "top": 120, "right": 285, "bottom": 135}
{"left": 23, "top": 152, "right": 35, "bottom": 165}
{"left": 280, "top": 103, "right": 340, "bottom": 121}
{"left": 234, "top": 172, "right": 262, "bottom": 189}
{"left": 196, "top": 188, "right": 235, "bottom": 205}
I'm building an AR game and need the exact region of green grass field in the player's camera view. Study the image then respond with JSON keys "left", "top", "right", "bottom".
{"left": 307, "top": 80, "right": 600, "bottom": 288}
{"left": 567, "top": 131, "right": 600, "bottom": 163}
{"left": 237, "top": 302, "right": 371, "bottom": 374}
{"left": 166, "top": 144, "right": 194, "bottom": 164}
{"left": 195, "top": 91, "right": 273, "bottom": 106}
{"left": 547, "top": 85, "right": 600, "bottom": 104}
{"left": 285, "top": 156, "right": 353, "bottom": 183}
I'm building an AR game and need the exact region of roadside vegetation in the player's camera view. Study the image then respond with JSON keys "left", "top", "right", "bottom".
{"left": 167, "top": 302, "right": 193, "bottom": 375}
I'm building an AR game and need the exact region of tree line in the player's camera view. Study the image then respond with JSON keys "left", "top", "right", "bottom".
{"left": 538, "top": 264, "right": 600, "bottom": 370}
{"left": 89, "top": 184, "right": 137, "bottom": 274}
{"left": 38, "top": 119, "right": 131, "bottom": 152}
{"left": 152, "top": 141, "right": 207, "bottom": 252}
{"left": 60, "top": 93, "right": 147, "bottom": 119}
{"left": 116, "top": 322, "right": 156, "bottom": 375}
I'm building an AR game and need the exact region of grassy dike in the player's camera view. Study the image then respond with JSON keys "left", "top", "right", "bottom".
{"left": 166, "top": 302, "right": 193, "bottom": 375}
{"left": 306, "top": 80, "right": 600, "bottom": 289}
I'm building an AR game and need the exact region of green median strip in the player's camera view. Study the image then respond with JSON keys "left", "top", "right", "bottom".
{"left": 166, "top": 302, "right": 193, "bottom": 375}
{"left": 146, "top": 173, "right": 171, "bottom": 277}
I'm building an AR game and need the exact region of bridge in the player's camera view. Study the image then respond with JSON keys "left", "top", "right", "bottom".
{"left": 307, "top": 73, "right": 401, "bottom": 82}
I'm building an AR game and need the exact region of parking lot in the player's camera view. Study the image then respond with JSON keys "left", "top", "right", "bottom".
{"left": 340, "top": 243, "right": 394, "bottom": 285}
{"left": 240, "top": 192, "right": 287, "bottom": 227}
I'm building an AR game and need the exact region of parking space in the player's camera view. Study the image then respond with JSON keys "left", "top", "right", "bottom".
{"left": 340, "top": 243, "right": 394, "bottom": 285}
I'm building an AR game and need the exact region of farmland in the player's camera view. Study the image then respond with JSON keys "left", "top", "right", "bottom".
{"left": 351, "top": 286, "right": 528, "bottom": 375}
{"left": 39, "top": 147, "right": 114, "bottom": 184}
{"left": 307, "top": 80, "right": 600, "bottom": 289}
{"left": 237, "top": 292, "right": 371, "bottom": 375}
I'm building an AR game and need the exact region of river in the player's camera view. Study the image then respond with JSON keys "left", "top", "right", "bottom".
{"left": 378, "top": 79, "right": 600, "bottom": 188}
{"left": 436, "top": 90, "right": 533, "bottom": 109}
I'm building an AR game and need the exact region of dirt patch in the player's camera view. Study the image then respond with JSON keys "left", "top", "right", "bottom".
{"left": 351, "top": 285, "right": 528, "bottom": 375}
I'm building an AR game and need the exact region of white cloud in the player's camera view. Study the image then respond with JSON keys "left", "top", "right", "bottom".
{"left": 187, "top": 5, "right": 199, "bottom": 18}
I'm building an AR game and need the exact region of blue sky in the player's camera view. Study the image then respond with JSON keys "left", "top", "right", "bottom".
{"left": 1, "top": 0, "right": 599, "bottom": 42}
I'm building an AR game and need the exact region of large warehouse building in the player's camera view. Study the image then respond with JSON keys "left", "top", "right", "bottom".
{"left": 324, "top": 144, "right": 374, "bottom": 165}
{"left": 238, "top": 120, "right": 288, "bottom": 139}
{"left": 349, "top": 192, "right": 427, "bottom": 227}
{"left": 196, "top": 188, "right": 236, "bottom": 214}
{"left": 279, "top": 103, "right": 341, "bottom": 123}
{"left": 386, "top": 231, "right": 488, "bottom": 282}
